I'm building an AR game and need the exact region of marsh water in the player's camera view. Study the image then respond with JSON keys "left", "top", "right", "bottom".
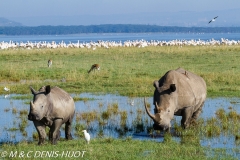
{"left": 0, "top": 93, "right": 239, "bottom": 151}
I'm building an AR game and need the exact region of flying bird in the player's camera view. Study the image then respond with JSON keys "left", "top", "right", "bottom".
{"left": 209, "top": 16, "right": 218, "bottom": 24}
{"left": 82, "top": 130, "right": 90, "bottom": 144}
{"left": 4, "top": 87, "right": 10, "bottom": 92}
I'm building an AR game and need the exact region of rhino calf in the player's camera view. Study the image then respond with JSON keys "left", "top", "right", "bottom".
{"left": 28, "top": 85, "right": 75, "bottom": 145}
{"left": 145, "top": 68, "right": 207, "bottom": 131}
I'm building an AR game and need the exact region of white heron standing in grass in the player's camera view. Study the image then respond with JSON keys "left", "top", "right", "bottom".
{"left": 82, "top": 130, "right": 90, "bottom": 144}
{"left": 4, "top": 87, "right": 10, "bottom": 92}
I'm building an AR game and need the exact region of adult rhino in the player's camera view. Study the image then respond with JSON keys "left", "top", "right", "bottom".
{"left": 28, "top": 85, "right": 75, "bottom": 145}
{"left": 144, "top": 68, "right": 206, "bottom": 131}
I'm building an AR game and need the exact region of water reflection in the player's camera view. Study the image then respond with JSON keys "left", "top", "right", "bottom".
{"left": 0, "top": 93, "right": 239, "bottom": 150}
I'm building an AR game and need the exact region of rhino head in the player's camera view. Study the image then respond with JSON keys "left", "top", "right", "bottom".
{"left": 144, "top": 80, "right": 176, "bottom": 131}
{"left": 28, "top": 85, "right": 52, "bottom": 121}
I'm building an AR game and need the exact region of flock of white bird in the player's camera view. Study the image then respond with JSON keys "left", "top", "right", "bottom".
{"left": 0, "top": 38, "right": 240, "bottom": 50}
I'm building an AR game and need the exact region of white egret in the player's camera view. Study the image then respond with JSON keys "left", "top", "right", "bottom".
{"left": 4, "top": 87, "right": 10, "bottom": 92}
{"left": 82, "top": 130, "right": 90, "bottom": 144}
{"left": 4, "top": 94, "right": 10, "bottom": 98}
{"left": 130, "top": 100, "right": 134, "bottom": 106}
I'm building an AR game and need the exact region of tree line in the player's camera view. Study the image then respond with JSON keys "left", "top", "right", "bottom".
{"left": 0, "top": 24, "right": 240, "bottom": 35}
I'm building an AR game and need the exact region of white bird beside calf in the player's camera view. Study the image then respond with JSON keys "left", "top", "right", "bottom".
{"left": 82, "top": 130, "right": 90, "bottom": 144}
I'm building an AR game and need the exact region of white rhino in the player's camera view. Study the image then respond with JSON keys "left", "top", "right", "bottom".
{"left": 145, "top": 68, "right": 207, "bottom": 131}
{"left": 28, "top": 85, "right": 75, "bottom": 145}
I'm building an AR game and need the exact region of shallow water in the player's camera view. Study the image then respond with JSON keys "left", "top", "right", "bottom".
{"left": 1, "top": 33, "right": 240, "bottom": 44}
{"left": 0, "top": 93, "right": 239, "bottom": 151}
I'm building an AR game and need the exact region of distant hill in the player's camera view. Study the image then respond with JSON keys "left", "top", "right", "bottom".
{"left": 0, "top": 25, "right": 240, "bottom": 35}
{"left": 0, "top": 17, "right": 22, "bottom": 26}
{"left": 7, "top": 8, "right": 240, "bottom": 27}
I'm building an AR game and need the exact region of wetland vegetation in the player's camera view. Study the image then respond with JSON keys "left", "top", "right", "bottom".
{"left": 1, "top": 46, "right": 240, "bottom": 159}
{"left": 1, "top": 45, "right": 240, "bottom": 97}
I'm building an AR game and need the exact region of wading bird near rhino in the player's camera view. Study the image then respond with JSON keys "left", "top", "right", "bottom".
{"left": 28, "top": 85, "right": 75, "bottom": 145}
{"left": 144, "top": 68, "right": 207, "bottom": 131}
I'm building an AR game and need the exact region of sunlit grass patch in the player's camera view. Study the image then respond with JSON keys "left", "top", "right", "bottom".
{"left": 10, "top": 95, "right": 32, "bottom": 100}
{"left": 1, "top": 46, "right": 240, "bottom": 97}
{"left": 19, "top": 109, "right": 28, "bottom": 116}
{"left": 72, "top": 96, "right": 95, "bottom": 102}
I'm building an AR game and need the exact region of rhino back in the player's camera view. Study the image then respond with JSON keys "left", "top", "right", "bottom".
{"left": 47, "top": 87, "right": 75, "bottom": 121}
{"left": 174, "top": 68, "right": 207, "bottom": 110}
{"left": 175, "top": 68, "right": 206, "bottom": 97}
{"left": 157, "top": 68, "right": 206, "bottom": 111}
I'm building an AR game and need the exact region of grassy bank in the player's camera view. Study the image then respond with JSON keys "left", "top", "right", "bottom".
{"left": 1, "top": 46, "right": 240, "bottom": 97}
{"left": 1, "top": 137, "right": 236, "bottom": 160}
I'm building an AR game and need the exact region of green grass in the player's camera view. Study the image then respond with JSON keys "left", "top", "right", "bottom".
{"left": 0, "top": 138, "right": 212, "bottom": 160}
{"left": 1, "top": 46, "right": 240, "bottom": 97}
{"left": 2, "top": 136, "right": 237, "bottom": 160}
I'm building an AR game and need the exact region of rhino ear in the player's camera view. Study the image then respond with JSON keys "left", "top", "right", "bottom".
{"left": 170, "top": 84, "right": 176, "bottom": 92}
{"left": 30, "top": 86, "right": 37, "bottom": 95}
{"left": 45, "top": 85, "right": 51, "bottom": 94}
{"left": 153, "top": 80, "right": 159, "bottom": 89}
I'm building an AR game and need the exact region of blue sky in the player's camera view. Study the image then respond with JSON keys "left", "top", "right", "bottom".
{"left": 0, "top": 0, "right": 240, "bottom": 26}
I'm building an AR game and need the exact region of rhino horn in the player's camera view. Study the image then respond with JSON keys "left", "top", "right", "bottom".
{"left": 30, "top": 101, "right": 34, "bottom": 109}
{"left": 144, "top": 97, "right": 156, "bottom": 121}
{"left": 30, "top": 86, "right": 37, "bottom": 95}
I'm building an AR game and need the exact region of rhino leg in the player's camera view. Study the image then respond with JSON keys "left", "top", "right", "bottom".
{"left": 51, "top": 119, "right": 63, "bottom": 145}
{"left": 49, "top": 128, "right": 61, "bottom": 141}
{"left": 181, "top": 107, "right": 194, "bottom": 129}
{"left": 191, "top": 101, "right": 204, "bottom": 120}
{"left": 65, "top": 119, "right": 73, "bottom": 140}
{"left": 33, "top": 121, "right": 46, "bottom": 145}
{"left": 190, "top": 101, "right": 204, "bottom": 125}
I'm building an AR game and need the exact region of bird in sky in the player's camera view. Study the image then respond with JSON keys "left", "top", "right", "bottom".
{"left": 4, "top": 87, "right": 10, "bottom": 92}
{"left": 82, "top": 130, "right": 90, "bottom": 144}
{"left": 209, "top": 16, "right": 218, "bottom": 24}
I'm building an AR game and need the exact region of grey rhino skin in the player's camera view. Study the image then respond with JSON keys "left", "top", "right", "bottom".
{"left": 145, "top": 68, "right": 207, "bottom": 131}
{"left": 28, "top": 85, "right": 75, "bottom": 145}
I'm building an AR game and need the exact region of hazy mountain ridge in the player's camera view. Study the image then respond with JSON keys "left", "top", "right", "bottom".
{"left": 0, "top": 17, "right": 22, "bottom": 26}
{"left": 4, "top": 8, "right": 240, "bottom": 27}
